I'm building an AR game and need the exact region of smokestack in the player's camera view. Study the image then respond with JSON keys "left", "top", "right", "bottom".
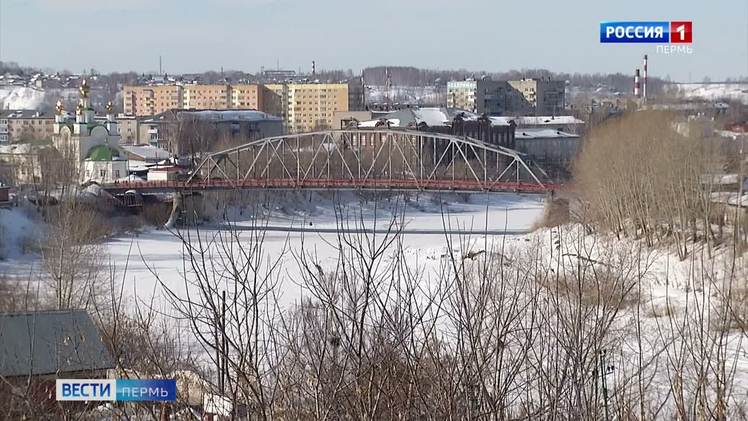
{"left": 634, "top": 69, "right": 641, "bottom": 98}
{"left": 642, "top": 55, "right": 648, "bottom": 100}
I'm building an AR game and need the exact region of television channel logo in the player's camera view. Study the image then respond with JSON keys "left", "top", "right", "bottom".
{"left": 600, "top": 21, "right": 692, "bottom": 43}
{"left": 56, "top": 379, "right": 115, "bottom": 401}
{"left": 56, "top": 379, "right": 177, "bottom": 402}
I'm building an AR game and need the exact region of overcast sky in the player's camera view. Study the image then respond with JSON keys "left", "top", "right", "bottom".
{"left": 0, "top": 0, "right": 746, "bottom": 82}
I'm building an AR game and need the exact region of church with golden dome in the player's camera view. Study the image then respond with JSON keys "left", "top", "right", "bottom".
{"left": 52, "top": 79, "right": 127, "bottom": 183}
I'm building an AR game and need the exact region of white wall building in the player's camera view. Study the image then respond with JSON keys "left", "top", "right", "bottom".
{"left": 81, "top": 144, "right": 128, "bottom": 184}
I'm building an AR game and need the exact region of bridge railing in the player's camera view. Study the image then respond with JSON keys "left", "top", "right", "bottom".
{"left": 105, "top": 178, "right": 556, "bottom": 193}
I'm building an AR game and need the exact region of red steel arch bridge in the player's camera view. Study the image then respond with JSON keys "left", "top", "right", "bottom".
{"left": 105, "top": 129, "right": 555, "bottom": 195}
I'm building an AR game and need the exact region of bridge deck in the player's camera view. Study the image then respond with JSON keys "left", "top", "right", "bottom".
{"left": 103, "top": 178, "right": 555, "bottom": 195}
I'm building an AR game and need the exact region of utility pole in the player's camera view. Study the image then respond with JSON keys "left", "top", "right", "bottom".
{"left": 598, "top": 349, "right": 614, "bottom": 421}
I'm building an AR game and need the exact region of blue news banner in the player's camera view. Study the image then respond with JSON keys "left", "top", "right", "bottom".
{"left": 600, "top": 21, "right": 670, "bottom": 43}
{"left": 56, "top": 379, "right": 177, "bottom": 402}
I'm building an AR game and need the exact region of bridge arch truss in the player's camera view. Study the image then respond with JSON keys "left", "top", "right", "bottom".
{"left": 187, "top": 129, "right": 551, "bottom": 192}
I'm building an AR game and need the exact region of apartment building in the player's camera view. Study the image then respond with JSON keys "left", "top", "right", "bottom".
{"left": 123, "top": 85, "right": 183, "bottom": 116}
{"left": 265, "top": 82, "right": 357, "bottom": 133}
{"left": 183, "top": 84, "right": 231, "bottom": 109}
{"left": 231, "top": 84, "right": 267, "bottom": 111}
{"left": 507, "top": 78, "right": 566, "bottom": 116}
{"left": 123, "top": 80, "right": 363, "bottom": 133}
{"left": 0, "top": 110, "right": 55, "bottom": 143}
{"left": 123, "top": 84, "right": 271, "bottom": 116}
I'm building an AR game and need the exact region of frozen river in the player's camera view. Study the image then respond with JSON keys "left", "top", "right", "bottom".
{"left": 105, "top": 192, "right": 546, "bottom": 311}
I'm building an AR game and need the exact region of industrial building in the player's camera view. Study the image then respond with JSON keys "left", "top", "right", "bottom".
{"left": 447, "top": 78, "right": 566, "bottom": 116}
{"left": 507, "top": 78, "right": 566, "bottom": 116}
{"left": 513, "top": 128, "right": 580, "bottom": 175}
{"left": 358, "top": 107, "right": 516, "bottom": 148}
{"left": 447, "top": 80, "right": 525, "bottom": 115}
{"left": 138, "top": 109, "right": 283, "bottom": 155}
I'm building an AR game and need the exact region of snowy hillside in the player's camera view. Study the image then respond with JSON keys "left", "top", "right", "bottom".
{"left": 0, "top": 86, "right": 46, "bottom": 110}
{"left": 667, "top": 83, "right": 748, "bottom": 104}
{"left": 0, "top": 86, "right": 80, "bottom": 110}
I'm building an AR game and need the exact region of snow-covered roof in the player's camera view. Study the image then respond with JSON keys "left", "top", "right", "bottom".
{"left": 490, "top": 116, "right": 585, "bottom": 126}
{"left": 120, "top": 144, "right": 171, "bottom": 161}
{"left": 149, "top": 166, "right": 182, "bottom": 173}
{"left": 128, "top": 160, "right": 149, "bottom": 172}
{"left": 358, "top": 118, "right": 401, "bottom": 128}
{"left": 177, "top": 109, "right": 281, "bottom": 122}
{"left": 117, "top": 174, "right": 145, "bottom": 183}
{"left": 515, "top": 128, "right": 579, "bottom": 139}
{"left": 357, "top": 107, "right": 511, "bottom": 128}
{"left": 412, "top": 108, "right": 454, "bottom": 127}
{"left": 0, "top": 109, "right": 49, "bottom": 119}
{"left": 141, "top": 109, "right": 282, "bottom": 124}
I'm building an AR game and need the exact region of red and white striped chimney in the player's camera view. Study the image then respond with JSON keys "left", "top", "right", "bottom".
{"left": 634, "top": 69, "right": 641, "bottom": 98}
{"left": 642, "top": 55, "right": 648, "bottom": 100}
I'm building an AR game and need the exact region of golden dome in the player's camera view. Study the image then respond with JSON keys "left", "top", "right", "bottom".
{"left": 79, "top": 79, "right": 90, "bottom": 98}
{"left": 105, "top": 101, "right": 114, "bottom": 114}
{"left": 76, "top": 103, "right": 84, "bottom": 115}
{"left": 55, "top": 100, "right": 64, "bottom": 115}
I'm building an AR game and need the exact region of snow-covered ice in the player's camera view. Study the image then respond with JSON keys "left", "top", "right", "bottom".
{"left": 105, "top": 192, "right": 546, "bottom": 310}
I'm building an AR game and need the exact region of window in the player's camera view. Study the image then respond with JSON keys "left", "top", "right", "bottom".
{"left": 100, "top": 169, "right": 106, "bottom": 177}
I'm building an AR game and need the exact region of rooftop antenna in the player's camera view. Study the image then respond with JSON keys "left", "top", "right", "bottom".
{"left": 312, "top": 60, "right": 316, "bottom": 77}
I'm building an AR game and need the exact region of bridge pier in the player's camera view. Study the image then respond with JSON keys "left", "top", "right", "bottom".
{"left": 164, "top": 191, "right": 183, "bottom": 229}
{"left": 165, "top": 191, "right": 207, "bottom": 228}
